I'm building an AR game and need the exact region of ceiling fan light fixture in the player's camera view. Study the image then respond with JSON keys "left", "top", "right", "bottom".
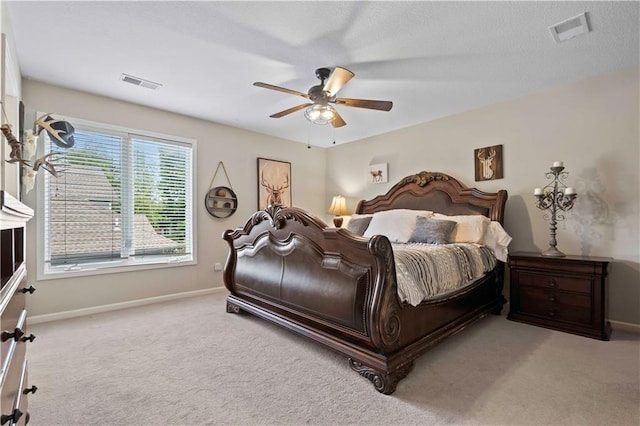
{"left": 255, "top": 66, "right": 391, "bottom": 128}
{"left": 304, "top": 104, "right": 336, "bottom": 125}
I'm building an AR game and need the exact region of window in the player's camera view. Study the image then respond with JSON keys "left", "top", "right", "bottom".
{"left": 38, "top": 116, "right": 195, "bottom": 278}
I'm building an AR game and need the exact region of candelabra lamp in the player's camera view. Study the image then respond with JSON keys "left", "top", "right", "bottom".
{"left": 533, "top": 161, "right": 577, "bottom": 257}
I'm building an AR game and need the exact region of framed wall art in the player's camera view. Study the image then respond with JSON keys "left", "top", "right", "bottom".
{"left": 474, "top": 144, "right": 503, "bottom": 181}
{"left": 257, "top": 157, "right": 291, "bottom": 209}
{"left": 369, "top": 162, "right": 388, "bottom": 183}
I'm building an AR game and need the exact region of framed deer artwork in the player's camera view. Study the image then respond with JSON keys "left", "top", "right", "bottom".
{"left": 474, "top": 144, "right": 503, "bottom": 181}
{"left": 257, "top": 157, "right": 291, "bottom": 209}
{"left": 369, "top": 163, "right": 388, "bottom": 183}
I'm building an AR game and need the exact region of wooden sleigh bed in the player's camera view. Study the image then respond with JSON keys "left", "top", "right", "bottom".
{"left": 223, "top": 171, "right": 508, "bottom": 394}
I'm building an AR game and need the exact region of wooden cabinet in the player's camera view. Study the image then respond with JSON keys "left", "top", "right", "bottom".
{"left": 508, "top": 252, "right": 612, "bottom": 341}
{"left": 0, "top": 191, "right": 34, "bottom": 425}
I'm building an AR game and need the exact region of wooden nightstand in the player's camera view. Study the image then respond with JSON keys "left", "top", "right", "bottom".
{"left": 507, "top": 252, "right": 612, "bottom": 340}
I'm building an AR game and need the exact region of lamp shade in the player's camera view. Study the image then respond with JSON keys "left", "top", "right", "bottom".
{"left": 305, "top": 104, "right": 336, "bottom": 125}
{"left": 328, "top": 195, "right": 348, "bottom": 216}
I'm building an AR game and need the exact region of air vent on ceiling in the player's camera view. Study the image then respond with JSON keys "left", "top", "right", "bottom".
{"left": 549, "top": 12, "right": 590, "bottom": 43}
{"left": 121, "top": 73, "right": 162, "bottom": 90}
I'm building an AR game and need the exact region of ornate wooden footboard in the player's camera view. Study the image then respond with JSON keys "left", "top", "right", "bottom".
{"left": 223, "top": 171, "right": 507, "bottom": 394}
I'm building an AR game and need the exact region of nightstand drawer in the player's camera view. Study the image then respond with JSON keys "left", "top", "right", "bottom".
{"left": 519, "top": 289, "right": 591, "bottom": 325}
{"left": 519, "top": 286, "right": 590, "bottom": 308}
{"left": 518, "top": 271, "right": 591, "bottom": 294}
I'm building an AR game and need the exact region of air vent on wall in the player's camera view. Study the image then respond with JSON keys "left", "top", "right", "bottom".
{"left": 549, "top": 12, "right": 590, "bottom": 43}
{"left": 121, "top": 73, "right": 162, "bottom": 90}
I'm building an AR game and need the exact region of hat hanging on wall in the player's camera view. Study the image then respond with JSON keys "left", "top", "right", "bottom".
{"left": 34, "top": 113, "right": 75, "bottom": 148}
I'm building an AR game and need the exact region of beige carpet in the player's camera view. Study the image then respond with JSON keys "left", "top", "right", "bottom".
{"left": 27, "top": 290, "right": 639, "bottom": 425}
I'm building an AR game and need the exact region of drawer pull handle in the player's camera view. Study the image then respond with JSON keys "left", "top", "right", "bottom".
{"left": 20, "top": 334, "right": 36, "bottom": 343}
{"left": 0, "top": 408, "right": 22, "bottom": 425}
{"left": 1, "top": 328, "right": 24, "bottom": 342}
{"left": 20, "top": 285, "right": 36, "bottom": 294}
{"left": 548, "top": 280, "right": 557, "bottom": 287}
{"left": 548, "top": 310, "right": 557, "bottom": 317}
{"left": 549, "top": 295, "right": 557, "bottom": 302}
{"left": 23, "top": 385, "right": 38, "bottom": 395}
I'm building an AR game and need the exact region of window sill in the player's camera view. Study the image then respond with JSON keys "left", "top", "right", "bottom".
{"left": 37, "top": 256, "right": 196, "bottom": 281}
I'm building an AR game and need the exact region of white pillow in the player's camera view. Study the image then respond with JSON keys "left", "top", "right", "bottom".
{"left": 432, "top": 213, "right": 490, "bottom": 244}
{"left": 482, "top": 221, "right": 512, "bottom": 262}
{"left": 363, "top": 209, "right": 432, "bottom": 243}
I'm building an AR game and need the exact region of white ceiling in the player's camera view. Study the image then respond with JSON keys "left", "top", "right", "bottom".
{"left": 6, "top": 1, "right": 639, "bottom": 147}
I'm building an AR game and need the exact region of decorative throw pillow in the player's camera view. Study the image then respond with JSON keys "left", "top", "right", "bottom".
{"left": 433, "top": 213, "right": 490, "bottom": 244}
{"left": 408, "top": 216, "right": 457, "bottom": 244}
{"left": 345, "top": 214, "right": 373, "bottom": 236}
{"left": 363, "top": 209, "right": 433, "bottom": 243}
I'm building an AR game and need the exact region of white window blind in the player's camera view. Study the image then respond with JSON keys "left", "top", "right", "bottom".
{"left": 42, "top": 118, "right": 194, "bottom": 275}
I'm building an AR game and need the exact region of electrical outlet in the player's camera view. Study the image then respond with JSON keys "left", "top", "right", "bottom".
{"left": 214, "top": 263, "right": 223, "bottom": 271}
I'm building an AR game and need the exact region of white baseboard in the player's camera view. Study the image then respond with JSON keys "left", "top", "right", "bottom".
{"left": 28, "top": 287, "right": 227, "bottom": 325}
{"left": 610, "top": 320, "right": 640, "bottom": 334}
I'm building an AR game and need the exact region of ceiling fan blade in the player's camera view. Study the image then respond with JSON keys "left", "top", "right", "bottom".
{"left": 331, "top": 111, "right": 346, "bottom": 128}
{"left": 269, "top": 103, "right": 312, "bottom": 118}
{"left": 333, "top": 98, "right": 393, "bottom": 111}
{"left": 253, "top": 82, "right": 309, "bottom": 99}
{"left": 323, "top": 67, "right": 355, "bottom": 97}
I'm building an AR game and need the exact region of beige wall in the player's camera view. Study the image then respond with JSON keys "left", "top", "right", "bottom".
{"left": 22, "top": 81, "right": 327, "bottom": 317}
{"left": 326, "top": 66, "right": 640, "bottom": 325}
{"left": 21, "top": 67, "right": 640, "bottom": 326}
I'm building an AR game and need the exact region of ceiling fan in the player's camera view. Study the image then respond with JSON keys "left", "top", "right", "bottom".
{"left": 253, "top": 67, "right": 393, "bottom": 128}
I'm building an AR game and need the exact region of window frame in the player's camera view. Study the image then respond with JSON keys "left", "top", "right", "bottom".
{"left": 35, "top": 114, "right": 197, "bottom": 280}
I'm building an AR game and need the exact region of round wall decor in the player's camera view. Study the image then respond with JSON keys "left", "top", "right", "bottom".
{"left": 206, "top": 161, "right": 238, "bottom": 218}
{"left": 205, "top": 185, "right": 237, "bottom": 218}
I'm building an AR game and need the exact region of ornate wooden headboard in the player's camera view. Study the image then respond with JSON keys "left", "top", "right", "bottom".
{"left": 355, "top": 171, "right": 508, "bottom": 224}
